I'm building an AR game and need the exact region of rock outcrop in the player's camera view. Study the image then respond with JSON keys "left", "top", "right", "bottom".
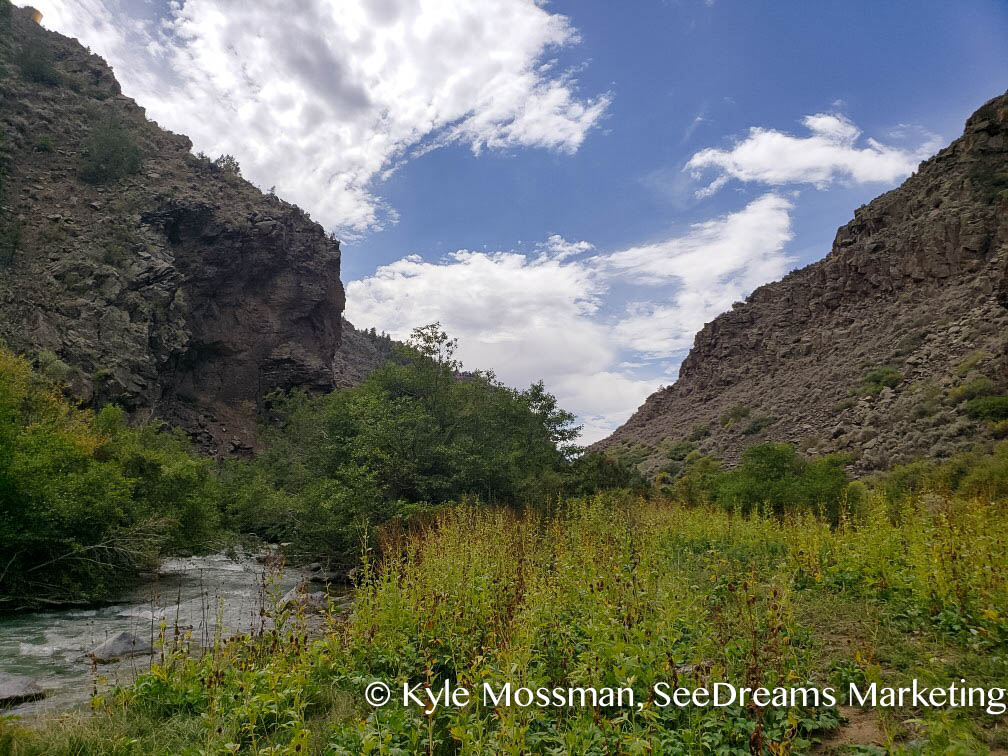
{"left": 597, "top": 91, "right": 1008, "bottom": 475}
{"left": 0, "top": 7, "right": 345, "bottom": 452}
{"left": 0, "top": 675, "right": 46, "bottom": 708}
{"left": 87, "top": 631, "right": 153, "bottom": 663}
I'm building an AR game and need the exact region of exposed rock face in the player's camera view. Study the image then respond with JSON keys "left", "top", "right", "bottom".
{"left": 597, "top": 92, "right": 1008, "bottom": 476}
{"left": 0, "top": 7, "right": 345, "bottom": 452}
{"left": 333, "top": 318, "right": 402, "bottom": 389}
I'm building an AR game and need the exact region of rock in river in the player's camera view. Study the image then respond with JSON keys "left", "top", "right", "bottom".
{"left": 88, "top": 631, "right": 154, "bottom": 663}
{"left": 0, "top": 675, "right": 46, "bottom": 707}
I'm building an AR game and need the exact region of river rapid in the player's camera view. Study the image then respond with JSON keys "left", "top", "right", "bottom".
{"left": 0, "top": 551, "right": 312, "bottom": 717}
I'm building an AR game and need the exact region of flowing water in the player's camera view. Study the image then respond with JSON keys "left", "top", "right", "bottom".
{"left": 0, "top": 552, "right": 312, "bottom": 717}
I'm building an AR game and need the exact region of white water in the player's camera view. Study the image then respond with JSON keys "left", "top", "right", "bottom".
{"left": 0, "top": 551, "right": 311, "bottom": 717}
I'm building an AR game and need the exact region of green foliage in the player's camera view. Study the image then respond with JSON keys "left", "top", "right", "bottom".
{"left": 965, "top": 395, "right": 1008, "bottom": 422}
{"left": 670, "top": 444, "right": 857, "bottom": 524}
{"left": 17, "top": 486, "right": 1008, "bottom": 752}
{"left": 225, "top": 324, "right": 590, "bottom": 562}
{"left": 212, "top": 153, "right": 241, "bottom": 176}
{"left": 718, "top": 444, "right": 856, "bottom": 523}
{"left": 859, "top": 366, "right": 902, "bottom": 396}
{"left": 663, "top": 438, "right": 696, "bottom": 461}
{"left": 956, "top": 350, "right": 992, "bottom": 377}
{"left": 947, "top": 376, "right": 996, "bottom": 404}
{"left": 742, "top": 413, "right": 777, "bottom": 435}
{"left": 873, "top": 441, "right": 1008, "bottom": 504}
{"left": 78, "top": 120, "right": 142, "bottom": 184}
{"left": 720, "top": 403, "right": 750, "bottom": 428}
{"left": 0, "top": 347, "right": 218, "bottom": 608}
{"left": 687, "top": 422, "right": 711, "bottom": 441}
{"left": 14, "top": 43, "right": 60, "bottom": 86}
{"left": 33, "top": 134, "right": 54, "bottom": 153}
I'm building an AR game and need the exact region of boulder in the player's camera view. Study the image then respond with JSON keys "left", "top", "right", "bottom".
{"left": 0, "top": 675, "right": 46, "bottom": 708}
{"left": 279, "top": 583, "right": 330, "bottom": 612}
{"left": 88, "top": 631, "right": 154, "bottom": 663}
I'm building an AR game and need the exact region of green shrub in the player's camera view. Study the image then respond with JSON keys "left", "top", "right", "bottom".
{"left": 212, "top": 153, "right": 241, "bottom": 176}
{"left": 742, "top": 414, "right": 776, "bottom": 435}
{"left": 79, "top": 120, "right": 142, "bottom": 184}
{"left": 947, "top": 376, "right": 996, "bottom": 404}
{"left": 34, "top": 134, "right": 54, "bottom": 152}
{"left": 14, "top": 44, "right": 60, "bottom": 85}
{"left": 715, "top": 444, "right": 854, "bottom": 523}
{"left": 663, "top": 439, "right": 696, "bottom": 461}
{"left": 720, "top": 404, "right": 750, "bottom": 428}
{"left": 965, "top": 395, "right": 1008, "bottom": 422}
{"left": 670, "top": 444, "right": 854, "bottom": 524}
{"left": 992, "top": 420, "right": 1008, "bottom": 440}
{"left": 957, "top": 350, "right": 992, "bottom": 377}
{"left": 688, "top": 423, "right": 711, "bottom": 441}
{"left": 859, "top": 366, "right": 902, "bottom": 396}
{"left": 0, "top": 347, "right": 219, "bottom": 608}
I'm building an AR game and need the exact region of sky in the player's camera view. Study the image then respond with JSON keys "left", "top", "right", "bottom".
{"left": 28, "top": 0, "right": 1008, "bottom": 442}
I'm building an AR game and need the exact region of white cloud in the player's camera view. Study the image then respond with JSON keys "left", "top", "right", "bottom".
{"left": 686, "top": 112, "right": 940, "bottom": 196}
{"left": 346, "top": 195, "right": 794, "bottom": 442}
{"left": 608, "top": 194, "right": 793, "bottom": 355}
{"left": 32, "top": 0, "right": 611, "bottom": 236}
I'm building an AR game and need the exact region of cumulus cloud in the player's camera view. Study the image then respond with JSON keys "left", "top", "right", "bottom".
{"left": 346, "top": 197, "right": 794, "bottom": 442}
{"left": 686, "top": 113, "right": 940, "bottom": 197}
{"left": 33, "top": 0, "right": 611, "bottom": 236}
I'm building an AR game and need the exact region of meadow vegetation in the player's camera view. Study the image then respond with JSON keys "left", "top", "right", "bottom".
{"left": 3, "top": 487, "right": 1006, "bottom": 753}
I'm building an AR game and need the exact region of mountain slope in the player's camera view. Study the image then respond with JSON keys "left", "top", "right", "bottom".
{"left": 0, "top": 6, "right": 351, "bottom": 453}
{"left": 597, "top": 92, "right": 1008, "bottom": 476}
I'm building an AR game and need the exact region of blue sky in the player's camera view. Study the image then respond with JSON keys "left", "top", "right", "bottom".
{"left": 32, "top": 0, "right": 1008, "bottom": 441}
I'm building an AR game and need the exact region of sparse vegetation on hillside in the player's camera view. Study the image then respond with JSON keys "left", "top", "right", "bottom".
{"left": 859, "top": 366, "right": 902, "bottom": 397}
{"left": 965, "top": 395, "right": 1008, "bottom": 422}
{"left": 0, "top": 148, "right": 19, "bottom": 267}
{"left": 13, "top": 44, "right": 60, "bottom": 86}
{"left": 78, "top": 119, "right": 143, "bottom": 184}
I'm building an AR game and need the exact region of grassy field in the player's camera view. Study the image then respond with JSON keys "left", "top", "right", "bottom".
{"left": 3, "top": 491, "right": 1007, "bottom": 754}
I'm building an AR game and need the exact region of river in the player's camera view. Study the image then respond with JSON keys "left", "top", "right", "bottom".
{"left": 0, "top": 551, "right": 315, "bottom": 717}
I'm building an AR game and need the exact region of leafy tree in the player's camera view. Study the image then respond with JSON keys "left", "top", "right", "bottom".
{"left": 0, "top": 347, "right": 218, "bottom": 608}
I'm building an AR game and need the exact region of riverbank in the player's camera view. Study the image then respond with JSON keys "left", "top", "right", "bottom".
{"left": 0, "top": 551, "right": 328, "bottom": 717}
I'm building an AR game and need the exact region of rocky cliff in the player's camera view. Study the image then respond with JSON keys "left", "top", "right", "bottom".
{"left": 0, "top": 6, "right": 347, "bottom": 453}
{"left": 597, "top": 91, "right": 1008, "bottom": 476}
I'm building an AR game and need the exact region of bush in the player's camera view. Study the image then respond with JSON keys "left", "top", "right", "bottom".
{"left": 0, "top": 347, "right": 219, "bottom": 608}
{"left": 957, "top": 350, "right": 992, "bottom": 377}
{"left": 14, "top": 44, "right": 60, "bottom": 85}
{"left": 720, "top": 404, "right": 750, "bottom": 428}
{"left": 212, "top": 154, "right": 241, "bottom": 176}
{"left": 688, "top": 423, "right": 711, "bottom": 441}
{"left": 742, "top": 414, "right": 776, "bottom": 435}
{"left": 34, "top": 134, "right": 54, "bottom": 152}
{"left": 663, "top": 439, "right": 696, "bottom": 461}
{"left": 947, "top": 376, "right": 996, "bottom": 404}
{"left": 671, "top": 444, "right": 855, "bottom": 524}
{"left": 859, "top": 366, "right": 902, "bottom": 396}
{"left": 79, "top": 120, "right": 142, "bottom": 184}
{"left": 965, "top": 395, "right": 1008, "bottom": 422}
